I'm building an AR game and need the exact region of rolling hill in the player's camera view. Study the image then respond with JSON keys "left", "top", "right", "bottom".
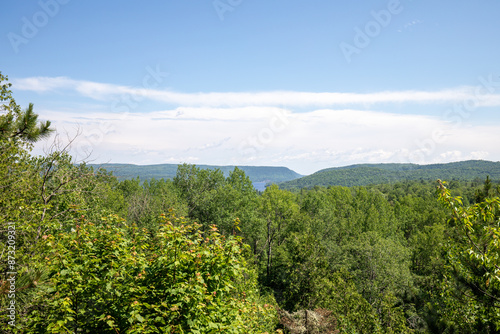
{"left": 278, "top": 160, "right": 500, "bottom": 190}
{"left": 90, "top": 163, "right": 303, "bottom": 187}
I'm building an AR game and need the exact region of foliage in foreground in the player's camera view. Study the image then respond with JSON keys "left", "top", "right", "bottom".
{"left": 22, "top": 214, "right": 278, "bottom": 333}
{"left": 435, "top": 180, "right": 500, "bottom": 332}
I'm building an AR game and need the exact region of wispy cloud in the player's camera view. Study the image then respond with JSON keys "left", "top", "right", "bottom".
{"left": 13, "top": 76, "right": 500, "bottom": 108}
{"left": 404, "top": 19, "right": 422, "bottom": 29}
{"left": 397, "top": 19, "right": 423, "bottom": 32}
{"left": 34, "top": 106, "right": 500, "bottom": 174}
{"left": 19, "top": 75, "right": 500, "bottom": 174}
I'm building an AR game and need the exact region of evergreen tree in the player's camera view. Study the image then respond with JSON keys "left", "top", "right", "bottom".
{"left": 0, "top": 72, "right": 53, "bottom": 144}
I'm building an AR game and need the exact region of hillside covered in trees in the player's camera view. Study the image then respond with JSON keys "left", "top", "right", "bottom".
{"left": 279, "top": 160, "right": 500, "bottom": 189}
{"left": 91, "top": 163, "right": 303, "bottom": 184}
{"left": 3, "top": 72, "right": 500, "bottom": 333}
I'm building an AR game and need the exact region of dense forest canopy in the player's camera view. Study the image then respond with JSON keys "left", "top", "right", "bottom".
{"left": 2, "top": 71, "right": 500, "bottom": 333}
{"left": 279, "top": 161, "right": 500, "bottom": 189}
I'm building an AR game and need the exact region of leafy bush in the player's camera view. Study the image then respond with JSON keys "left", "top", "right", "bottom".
{"left": 25, "top": 214, "right": 278, "bottom": 333}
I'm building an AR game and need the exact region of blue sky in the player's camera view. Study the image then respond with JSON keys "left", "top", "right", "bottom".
{"left": 1, "top": 0, "right": 500, "bottom": 174}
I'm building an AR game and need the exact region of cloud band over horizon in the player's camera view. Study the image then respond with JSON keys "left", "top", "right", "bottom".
{"left": 10, "top": 76, "right": 500, "bottom": 175}
{"left": 12, "top": 75, "right": 500, "bottom": 108}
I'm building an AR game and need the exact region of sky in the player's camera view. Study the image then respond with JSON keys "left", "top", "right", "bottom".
{"left": 1, "top": 0, "right": 500, "bottom": 175}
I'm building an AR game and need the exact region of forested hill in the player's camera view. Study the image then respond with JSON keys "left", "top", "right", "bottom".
{"left": 90, "top": 163, "right": 303, "bottom": 184}
{"left": 279, "top": 160, "right": 500, "bottom": 189}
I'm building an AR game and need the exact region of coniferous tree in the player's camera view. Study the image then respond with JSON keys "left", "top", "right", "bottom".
{"left": 0, "top": 73, "right": 53, "bottom": 144}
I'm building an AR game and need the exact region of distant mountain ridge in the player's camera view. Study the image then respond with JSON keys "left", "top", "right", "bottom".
{"left": 278, "top": 160, "right": 500, "bottom": 189}
{"left": 91, "top": 163, "right": 303, "bottom": 185}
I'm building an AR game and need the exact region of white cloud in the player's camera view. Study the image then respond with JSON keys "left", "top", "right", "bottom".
{"left": 404, "top": 19, "right": 422, "bottom": 29}
{"left": 33, "top": 106, "right": 500, "bottom": 175}
{"left": 19, "top": 75, "right": 500, "bottom": 174}
{"left": 12, "top": 76, "right": 500, "bottom": 108}
{"left": 12, "top": 76, "right": 76, "bottom": 92}
{"left": 398, "top": 19, "right": 423, "bottom": 33}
